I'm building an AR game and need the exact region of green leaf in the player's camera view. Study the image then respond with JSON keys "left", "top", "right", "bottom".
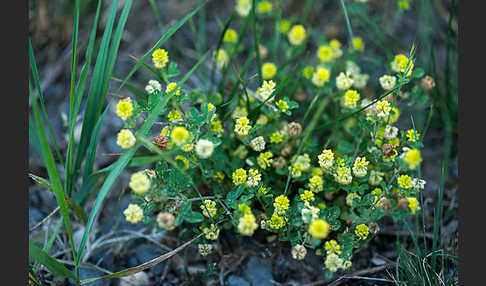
{"left": 29, "top": 243, "right": 76, "bottom": 279}
{"left": 175, "top": 201, "right": 192, "bottom": 226}
{"left": 185, "top": 211, "right": 204, "bottom": 223}
{"left": 412, "top": 68, "right": 425, "bottom": 79}
{"left": 225, "top": 185, "right": 245, "bottom": 208}
{"left": 337, "top": 140, "right": 354, "bottom": 154}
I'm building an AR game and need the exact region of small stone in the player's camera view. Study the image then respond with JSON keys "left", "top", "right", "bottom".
{"left": 227, "top": 275, "right": 250, "bottom": 286}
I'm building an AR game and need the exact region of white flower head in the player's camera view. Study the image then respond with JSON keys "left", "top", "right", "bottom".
{"left": 195, "top": 139, "right": 214, "bottom": 159}
{"left": 145, "top": 79, "right": 162, "bottom": 94}
{"left": 250, "top": 136, "right": 266, "bottom": 152}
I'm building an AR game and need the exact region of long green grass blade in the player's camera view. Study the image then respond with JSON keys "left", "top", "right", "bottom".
{"left": 29, "top": 40, "right": 64, "bottom": 167}
{"left": 29, "top": 243, "right": 77, "bottom": 279}
{"left": 29, "top": 82, "right": 78, "bottom": 279}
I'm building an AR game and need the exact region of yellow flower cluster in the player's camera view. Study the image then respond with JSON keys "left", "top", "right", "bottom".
{"left": 152, "top": 48, "right": 169, "bottom": 69}
{"left": 262, "top": 62, "right": 277, "bottom": 79}
{"left": 300, "top": 190, "right": 315, "bottom": 202}
{"left": 407, "top": 197, "right": 420, "bottom": 214}
{"left": 129, "top": 171, "right": 151, "bottom": 195}
{"left": 309, "top": 219, "right": 330, "bottom": 239}
{"left": 269, "top": 131, "right": 284, "bottom": 143}
{"left": 318, "top": 149, "right": 334, "bottom": 170}
{"left": 341, "top": 89, "right": 360, "bottom": 109}
{"left": 168, "top": 109, "right": 182, "bottom": 122}
{"left": 232, "top": 168, "right": 248, "bottom": 185}
{"left": 257, "top": 80, "right": 277, "bottom": 101}
{"left": 312, "top": 67, "right": 331, "bottom": 87}
{"left": 269, "top": 212, "right": 286, "bottom": 229}
{"left": 406, "top": 129, "right": 420, "bottom": 143}
{"left": 124, "top": 204, "right": 143, "bottom": 224}
{"left": 223, "top": 29, "right": 238, "bottom": 43}
{"left": 334, "top": 166, "right": 352, "bottom": 185}
{"left": 391, "top": 54, "right": 414, "bottom": 76}
{"left": 352, "top": 156, "right": 369, "bottom": 178}
{"left": 308, "top": 175, "right": 324, "bottom": 192}
{"left": 117, "top": 129, "right": 136, "bottom": 149}
{"left": 246, "top": 168, "right": 262, "bottom": 187}
{"left": 234, "top": 116, "right": 252, "bottom": 136}
{"left": 201, "top": 199, "right": 217, "bottom": 218}
{"left": 352, "top": 37, "right": 365, "bottom": 52}
{"left": 403, "top": 148, "right": 422, "bottom": 169}
{"left": 274, "top": 195, "right": 290, "bottom": 215}
{"left": 256, "top": 1, "right": 272, "bottom": 14}
{"left": 288, "top": 25, "right": 306, "bottom": 46}
{"left": 276, "top": 99, "right": 289, "bottom": 112}
{"left": 257, "top": 151, "right": 274, "bottom": 169}
{"left": 116, "top": 99, "right": 133, "bottom": 121}
{"left": 165, "top": 82, "right": 181, "bottom": 96}
{"left": 355, "top": 223, "right": 369, "bottom": 239}
{"left": 238, "top": 211, "right": 258, "bottom": 236}
{"left": 203, "top": 224, "right": 220, "bottom": 240}
{"left": 397, "top": 174, "right": 412, "bottom": 189}
{"left": 325, "top": 240, "right": 342, "bottom": 255}
{"left": 171, "top": 126, "right": 189, "bottom": 146}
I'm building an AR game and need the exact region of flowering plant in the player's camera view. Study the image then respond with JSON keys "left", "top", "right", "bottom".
{"left": 113, "top": 0, "right": 432, "bottom": 278}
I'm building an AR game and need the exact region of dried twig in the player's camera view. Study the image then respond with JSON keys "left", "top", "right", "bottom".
{"left": 30, "top": 206, "right": 60, "bottom": 232}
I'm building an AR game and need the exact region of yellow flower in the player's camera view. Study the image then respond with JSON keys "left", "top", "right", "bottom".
{"left": 116, "top": 99, "right": 133, "bottom": 121}
{"left": 309, "top": 176, "right": 324, "bottom": 192}
{"left": 309, "top": 219, "right": 330, "bottom": 239}
{"left": 391, "top": 54, "right": 414, "bottom": 76}
{"left": 302, "top": 66, "right": 315, "bottom": 79}
{"left": 152, "top": 48, "right": 169, "bottom": 69}
{"left": 160, "top": 126, "right": 170, "bottom": 137}
{"left": 407, "top": 197, "right": 420, "bottom": 214}
{"left": 165, "top": 82, "right": 181, "bottom": 96}
{"left": 341, "top": 89, "right": 360, "bottom": 109}
{"left": 262, "top": 62, "right": 277, "bottom": 79}
{"left": 257, "top": 152, "right": 274, "bottom": 169}
{"left": 397, "top": 175, "right": 412, "bottom": 189}
{"left": 325, "top": 240, "right": 342, "bottom": 255}
{"left": 398, "top": 0, "right": 410, "bottom": 11}
{"left": 211, "top": 120, "right": 223, "bottom": 133}
{"left": 214, "top": 49, "right": 229, "bottom": 69}
{"left": 203, "top": 224, "right": 220, "bottom": 240}
{"left": 269, "top": 212, "right": 286, "bottom": 229}
{"left": 300, "top": 190, "right": 315, "bottom": 202}
{"left": 376, "top": 100, "right": 392, "bottom": 118}
{"left": 317, "top": 45, "right": 333, "bottom": 63}
{"left": 355, "top": 224, "right": 369, "bottom": 239}
{"left": 389, "top": 107, "right": 400, "bottom": 123}
{"left": 318, "top": 149, "right": 334, "bottom": 170}
{"left": 256, "top": 1, "right": 272, "bottom": 14}
{"left": 276, "top": 99, "right": 289, "bottom": 113}
{"left": 168, "top": 110, "right": 182, "bottom": 122}
{"left": 352, "top": 37, "right": 365, "bottom": 52}
{"left": 171, "top": 126, "right": 189, "bottom": 146}
{"left": 269, "top": 131, "right": 284, "bottom": 143}
{"left": 330, "top": 39, "right": 341, "bottom": 49}
{"left": 129, "top": 171, "right": 151, "bottom": 195}
{"left": 117, "top": 129, "right": 136, "bottom": 149}
{"left": 232, "top": 168, "right": 248, "bottom": 185}
{"left": 213, "top": 171, "right": 225, "bottom": 181}
{"left": 288, "top": 25, "right": 306, "bottom": 46}
{"left": 279, "top": 19, "right": 291, "bottom": 34}
{"left": 201, "top": 199, "right": 217, "bottom": 218}
{"left": 312, "top": 67, "right": 331, "bottom": 87}
{"left": 257, "top": 80, "right": 277, "bottom": 101}
{"left": 406, "top": 129, "right": 420, "bottom": 143}
{"left": 238, "top": 212, "right": 258, "bottom": 236}
{"left": 352, "top": 156, "right": 369, "bottom": 178}
{"left": 346, "top": 193, "right": 361, "bottom": 207}
{"left": 403, "top": 149, "right": 422, "bottom": 169}
{"left": 246, "top": 168, "right": 262, "bottom": 187}
{"left": 223, "top": 28, "right": 238, "bottom": 43}
{"left": 235, "top": 0, "right": 252, "bottom": 17}
{"left": 234, "top": 116, "right": 252, "bottom": 136}
{"left": 123, "top": 204, "right": 143, "bottom": 224}
{"left": 334, "top": 166, "right": 352, "bottom": 185}
{"left": 274, "top": 195, "right": 290, "bottom": 215}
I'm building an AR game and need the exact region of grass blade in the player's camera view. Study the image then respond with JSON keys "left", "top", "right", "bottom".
{"left": 29, "top": 243, "right": 77, "bottom": 279}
